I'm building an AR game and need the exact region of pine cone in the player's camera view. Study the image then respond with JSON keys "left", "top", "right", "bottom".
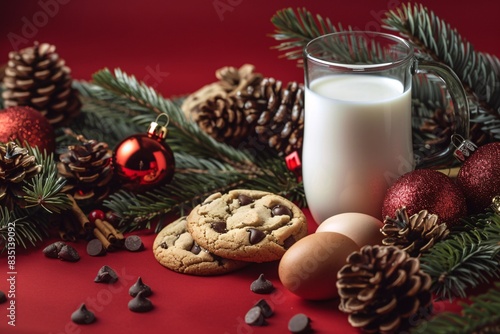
{"left": 182, "top": 64, "right": 263, "bottom": 146}
{"left": 337, "top": 245, "right": 433, "bottom": 334}
{"left": 195, "top": 94, "right": 252, "bottom": 146}
{"left": 2, "top": 42, "right": 81, "bottom": 126}
{"left": 248, "top": 78, "right": 304, "bottom": 156}
{"left": 57, "top": 135, "right": 113, "bottom": 205}
{"left": 0, "top": 141, "right": 42, "bottom": 209}
{"left": 381, "top": 207, "right": 449, "bottom": 257}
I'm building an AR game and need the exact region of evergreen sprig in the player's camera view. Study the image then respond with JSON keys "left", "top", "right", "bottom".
{"left": 270, "top": 7, "right": 347, "bottom": 64}
{"left": 91, "top": 68, "right": 256, "bottom": 169}
{"left": 22, "top": 146, "right": 71, "bottom": 213}
{"left": 411, "top": 282, "right": 500, "bottom": 334}
{"left": 0, "top": 204, "right": 51, "bottom": 251}
{"left": 83, "top": 69, "right": 304, "bottom": 230}
{"left": 0, "top": 145, "right": 71, "bottom": 252}
{"left": 419, "top": 211, "right": 500, "bottom": 301}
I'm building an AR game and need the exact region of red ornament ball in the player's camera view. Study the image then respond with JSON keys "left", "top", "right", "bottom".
{"left": 0, "top": 106, "right": 55, "bottom": 153}
{"left": 113, "top": 133, "right": 175, "bottom": 193}
{"left": 382, "top": 169, "right": 467, "bottom": 227}
{"left": 456, "top": 142, "right": 500, "bottom": 214}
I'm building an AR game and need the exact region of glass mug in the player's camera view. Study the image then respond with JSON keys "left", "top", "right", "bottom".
{"left": 303, "top": 31, "right": 469, "bottom": 224}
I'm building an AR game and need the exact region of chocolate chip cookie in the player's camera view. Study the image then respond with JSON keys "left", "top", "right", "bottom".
{"left": 153, "top": 217, "right": 248, "bottom": 276}
{"left": 187, "top": 189, "right": 308, "bottom": 262}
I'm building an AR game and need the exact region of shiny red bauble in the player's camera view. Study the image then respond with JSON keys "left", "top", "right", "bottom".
{"left": 0, "top": 106, "right": 55, "bottom": 153}
{"left": 113, "top": 117, "right": 175, "bottom": 193}
{"left": 456, "top": 142, "right": 500, "bottom": 214}
{"left": 382, "top": 169, "right": 467, "bottom": 227}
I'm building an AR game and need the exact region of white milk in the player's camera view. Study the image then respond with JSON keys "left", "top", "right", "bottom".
{"left": 303, "top": 74, "right": 413, "bottom": 223}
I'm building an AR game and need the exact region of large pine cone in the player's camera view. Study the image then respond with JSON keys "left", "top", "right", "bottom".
{"left": 57, "top": 135, "right": 113, "bottom": 205}
{"left": 2, "top": 42, "right": 81, "bottom": 126}
{"left": 0, "top": 141, "right": 41, "bottom": 209}
{"left": 381, "top": 207, "right": 449, "bottom": 257}
{"left": 337, "top": 245, "right": 433, "bottom": 334}
{"left": 247, "top": 78, "right": 304, "bottom": 156}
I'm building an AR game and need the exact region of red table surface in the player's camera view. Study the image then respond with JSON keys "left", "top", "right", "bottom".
{"left": 0, "top": 1, "right": 497, "bottom": 333}
{"left": 0, "top": 209, "right": 463, "bottom": 334}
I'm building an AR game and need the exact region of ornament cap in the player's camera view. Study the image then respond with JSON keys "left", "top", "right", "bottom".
{"left": 452, "top": 134, "right": 477, "bottom": 162}
{"left": 491, "top": 196, "right": 500, "bottom": 215}
{"left": 148, "top": 113, "right": 170, "bottom": 140}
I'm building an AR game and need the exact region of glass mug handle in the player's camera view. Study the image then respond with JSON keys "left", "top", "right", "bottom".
{"left": 413, "top": 59, "right": 470, "bottom": 168}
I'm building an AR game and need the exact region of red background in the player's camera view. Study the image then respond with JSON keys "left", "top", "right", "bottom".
{"left": 0, "top": 1, "right": 497, "bottom": 333}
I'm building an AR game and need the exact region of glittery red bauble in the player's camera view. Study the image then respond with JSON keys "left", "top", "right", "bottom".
{"left": 113, "top": 133, "right": 175, "bottom": 192}
{"left": 382, "top": 169, "right": 467, "bottom": 227}
{"left": 0, "top": 106, "right": 55, "bottom": 153}
{"left": 456, "top": 142, "right": 500, "bottom": 214}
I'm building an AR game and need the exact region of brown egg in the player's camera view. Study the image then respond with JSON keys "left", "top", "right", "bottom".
{"left": 315, "top": 213, "right": 383, "bottom": 247}
{"left": 278, "top": 232, "right": 359, "bottom": 300}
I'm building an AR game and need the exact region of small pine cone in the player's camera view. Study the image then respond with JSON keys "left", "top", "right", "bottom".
{"left": 0, "top": 141, "right": 42, "bottom": 209}
{"left": 194, "top": 94, "right": 250, "bottom": 146}
{"left": 337, "top": 245, "right": 433, "bottom": 334}
{"left": 182, "top": 64, "right": 263, "bottom": 146}
{"left": 57, "top": 135, "right": 113, "bottom": 205}
{"left": 215, "top": 63, "right": 263, "bottom": 92}
{"left": 250, "top": 78, "right": 304, "bottom": 156}
{"left": 381, "top": 207, "right": 449, "bottom": 257}
{"left": 2, "top": 42, "right": 81, "bottom": 126}
{"left": 182, "top": 64, "right": 263, "bottom": 117}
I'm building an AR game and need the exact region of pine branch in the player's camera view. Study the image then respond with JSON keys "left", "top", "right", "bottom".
{"left": 270, "top": 7, "right": 347, "bottom": 64}
{"left": 0, "top": 207, "right": 51, "bottom": 252}
{"left": 91, "top": 68, "right": 258, "bottom": 171}
{"left": 87, "top": 68, "right": 304, "bottom": 229}
{"left": 61, "top": 80, "right": 147, "bottom": 148}
{"left": 411, "top": 282, "right": 500, "bottom": 334}
{"left": 419, "top": 211, "right": 500, "bottom": 301}
{"left": 383, "top": 3, "right": 500, "bottom": 141}
{"left": 22, "top": 146, "right": 72, "bottom": 213}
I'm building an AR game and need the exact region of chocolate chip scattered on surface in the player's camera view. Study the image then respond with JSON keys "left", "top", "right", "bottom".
{"left": 86, "top": 238, "right": 106, "bottom": 256}
{"left": 129, "top": 277, "right": 152, "bottom": 297}
{"left": 94, "top": 265, "right": 118, "bottom": 283}
{"left": 57, "top": 244, "right": 80, "bottom": 262}
{"left": 124, "top": 235, "right": 144, "bottom": 252}
{"left": 288, "top": 313, "right": 311, "bottom": 333}
{"left": 42, "top": 241, "right": 66, "bottom": 259}
{"left": 71, "top": 303, "right": 96, "bottom": 324}
{"left": 244, "top": 306, "right": 266, "bottom": 326}
{"left": 250, "top": 274, "right": 275, "bottom": 294}
{"left": 254, "top": 299, "right": 273, "bottom": 318}
{"left": 128, "top": 290, "right": 153, "bottom": 312}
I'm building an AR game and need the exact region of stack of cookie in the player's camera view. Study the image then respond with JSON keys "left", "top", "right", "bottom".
{"left": 153, "top": 189, "right": 308, "bottom": 275}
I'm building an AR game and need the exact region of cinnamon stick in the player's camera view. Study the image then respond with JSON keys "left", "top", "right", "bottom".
{"left": 95, "top": 219, "right": 113, "bottom": 239}
{"left": 93, "top": 228, "right": 112, "bottom": 250}
{"left": 67, "top": 194, "right": 91, "bottom": 232}
{"left": 102, "top": 220, "right": 125, "bottom": 241}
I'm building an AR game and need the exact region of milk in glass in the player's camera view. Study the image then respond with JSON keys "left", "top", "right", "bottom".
{"left": 303, "top": 74, "right": 413, "bottom": 223}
